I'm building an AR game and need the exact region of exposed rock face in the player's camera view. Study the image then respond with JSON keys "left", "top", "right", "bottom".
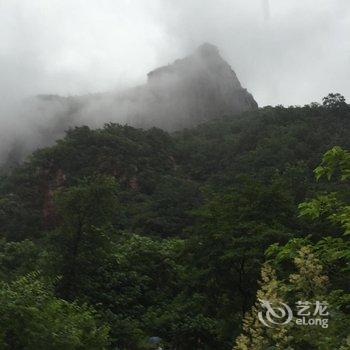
{"left": 134, "top": 43, "right": 258, "bottom": 129}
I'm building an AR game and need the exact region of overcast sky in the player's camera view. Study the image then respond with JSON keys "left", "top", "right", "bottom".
{"left": 0, "top": 0, "right": 349, "bottom": 108}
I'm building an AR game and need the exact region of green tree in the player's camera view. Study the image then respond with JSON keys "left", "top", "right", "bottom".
{"left": 179, "top": 179, "right": 295, "bottom": 347}
{"left": 234, "top": 243, "right": 350, "bottom": 350}
{"left": 299, "top": 146, "right": 350, "bottom": 234}
{"left": 0, "top": 239, "right": 41, "bottom": 281}
{"left": 52, "top": 175, "right": 119, "bottom": 300}
{"left": 0, "top": 274, "right": 109, "bottom": 349}
{"left": 322, "top": 93, "right": 348, "bottom": 111}
{"left": 80, "top": 233, "right": 185, "bottom": 350}
{"left": 235, "top": 147, "right": 350, "bottom": 349}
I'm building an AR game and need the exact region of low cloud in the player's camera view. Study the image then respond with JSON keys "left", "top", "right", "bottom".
{"left": 0, "top": 0, "right": 349, "bottom": 164}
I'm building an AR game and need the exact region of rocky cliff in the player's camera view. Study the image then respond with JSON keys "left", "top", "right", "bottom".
{"left": 124, "top": 43, "right": 258, "bottom": 129}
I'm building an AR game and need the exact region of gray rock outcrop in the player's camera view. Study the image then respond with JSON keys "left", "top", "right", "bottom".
{"left": 126, "top": 43, "right": 258, "bottom": 129}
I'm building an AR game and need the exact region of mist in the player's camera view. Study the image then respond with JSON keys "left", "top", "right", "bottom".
{"left": 0, "top": 0, "right": 349, "bottom": 164}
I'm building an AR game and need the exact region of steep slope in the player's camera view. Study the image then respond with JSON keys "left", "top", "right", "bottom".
{"left": 128, "top": 43, "right": 258, "bottom": 129}
{"left": 1, "top": 99, "right": 349, "bottom": 241}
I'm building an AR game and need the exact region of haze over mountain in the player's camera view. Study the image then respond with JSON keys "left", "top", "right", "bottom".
{"left": 1, "top": 1, "right": 349, "bottom": 167}
{"left": 2, "top": 43, "right": 257, "bottom": 165}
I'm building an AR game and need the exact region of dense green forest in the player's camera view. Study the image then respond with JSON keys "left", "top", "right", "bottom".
{"left": 0, "top": 94, "right": 349, "bottom": 349}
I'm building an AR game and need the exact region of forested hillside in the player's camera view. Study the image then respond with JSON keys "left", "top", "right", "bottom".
{"left": 0, "top": 94, "right": 349, "bottom": 349}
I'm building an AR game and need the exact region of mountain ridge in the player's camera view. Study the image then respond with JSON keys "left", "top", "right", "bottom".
{"left": 3, "top": 43, "right": 258, "bottom": 165}
{"left": 34, "top": 43, "right": 258, "bottom": 132}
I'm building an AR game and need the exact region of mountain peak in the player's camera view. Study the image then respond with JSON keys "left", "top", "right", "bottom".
{"left": 143, "top": 44, "right": 258, "bottom": 129}
{"left": 195, "top": 42, "right": 220, "bottom": 57}
{"left": 30, "top": 44, "right": 258, "bottom": 143}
